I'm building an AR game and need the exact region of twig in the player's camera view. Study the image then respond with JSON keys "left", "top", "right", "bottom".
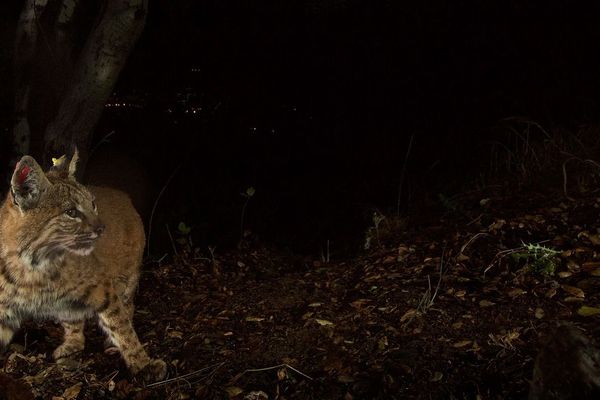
{"left": 89, "top": 130, "right": 116, "bottom": 158}
{"left": 239, "top": 195, "right": 250, "bottom": 248}
{"left": 562, "top": 157, "right": 577, "bottom": 201}
{"left": 145, "top": 362, "right": 225, "bottom": 388}
{"left": 483, "top": 239, "right": 551, "bottom": 277}
{"left": 237, "top": 363, "right": 313, "bottom": 381}
{"left": 460, "top": 232, "right": 489, "bottom": 254}
{"left": 396, "top": 133, "right": 415, "bottom": 216}
{"left": 165, "top": 224, "right": 178, "bottom": 256}
{"left": 147, "top": 162, "right": 183, "bottom": 257}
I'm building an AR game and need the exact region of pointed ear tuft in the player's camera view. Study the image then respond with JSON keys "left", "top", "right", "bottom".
{"left": 48, "top": 148, "right": 79, "bottom": 180}
{"left": 68, "top": 147, "right": 79, "bottom": 179}
{"left": 11, "top": 156, "right": 50, "bottom": 211}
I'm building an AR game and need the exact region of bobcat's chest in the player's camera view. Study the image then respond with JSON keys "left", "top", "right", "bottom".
{"left": 9, "top": 288, "right": 93, "bottom": 322}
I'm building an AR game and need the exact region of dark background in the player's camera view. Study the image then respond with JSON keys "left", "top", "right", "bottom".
{"left": 2, "top": 1, "right": 600, "bottom": 255}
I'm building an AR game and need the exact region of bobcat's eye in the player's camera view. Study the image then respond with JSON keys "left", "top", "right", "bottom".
{"left": 65, "top": 208, "right": 79, "bottom": 218}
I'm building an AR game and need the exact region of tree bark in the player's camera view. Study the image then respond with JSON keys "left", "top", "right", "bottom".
{"left": 43, "top": 0, "right": 148, "bottom": 175}
{"left": 12, "top": 0, "right": 49, "bottom": 161}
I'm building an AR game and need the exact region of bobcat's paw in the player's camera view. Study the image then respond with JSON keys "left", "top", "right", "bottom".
{"left": 53, "top": 342, "right": 84, "bottom": 360}
{"left": 136, "top": 359, "right": 167, "bottom": 383}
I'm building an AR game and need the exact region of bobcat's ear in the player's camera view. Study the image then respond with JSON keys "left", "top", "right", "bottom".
{"left": 49, "top": 147, "right": 79, "bottom": 180}
{"left": 10, "top": 156, "right": 50, "bottom": 211}
{"left": 68, "top": 147, "right": 79, "bottom": 179}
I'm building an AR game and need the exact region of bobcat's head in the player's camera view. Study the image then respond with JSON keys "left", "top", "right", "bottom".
{"left": 7, "top": 151, "right": 105, "bottom": 268}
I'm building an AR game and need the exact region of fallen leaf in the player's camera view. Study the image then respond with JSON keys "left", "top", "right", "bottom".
{"left": 508, "top": 288, "right": 526, "bottom": 298}
{"left": 225, "top": 386, "right": 244, "bottom": 398}
{"left": 558, "top": 271, "right": 572, "bottom": 278}
{"left": 383, "top": 255, "right": 396, "bottom": 264}
{"left": 337, "top": 375, "right": 355, "bottom": 383}
{"left": 400, "top": 309, "right": 417, "bottom": 322}
{"left": 453, "top": 340, "right": 472, "bottom": 348}
{"left": 378, "top": 336, "right": 388, "bottom": 351}
{"left": 62, "top": 383, "right": 82, "bottom": 400}
{"left": 350, "top": 299, "right": 371, "bottom": 309}
{"left": 534, "top": 308, "right": 545, "bottom": 319}
{"left": 562, "top": 285, "right": 585, "bottom": 298}
{"left": 545, "top": 287, "right": 557, "bottom": 298}
{"left": 167, "top": 330, "right": 183, "bottom": 339}
{"left": 456, "top": 253, "right": 470, "bottom": 262}
{"left": 582, "top": 261, "right": 600, "bottom": 271}
{"left": 245, "top": 317, "right": 265, "bottom": 322}
{"left": 430, "top": 371, "right": 443, "bottom": 382}
{"left": 315, "top": 319, "right": 335, "bottom": 326}
{"left": 479, "top": 300, "right": 495, "bottom": 307}
{"left": 244, "top": 391, "right": 268, "bottom": 400}
{"left": 564, "top": 296, "right": 585, "bottom": 303}
{"left": 577, "top": 306, "right": 600, "bottom": 316}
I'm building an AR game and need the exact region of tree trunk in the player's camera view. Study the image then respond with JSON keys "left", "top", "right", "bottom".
{"left": 12, "top": 0, "right": 49, "bottom": 162}
{"left": 43, "top": 0, "right": 148, "bottom": 176}
{"left": 11, "top": 0, "right": 148, "bottom": 178}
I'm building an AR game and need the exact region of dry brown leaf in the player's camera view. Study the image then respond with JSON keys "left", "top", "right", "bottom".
{"left": 561, "top": 285, "right": 585, "bottom": 298}
{"left": 508, "top": 288, "right": 526, "bottom": 298}
{"left": 167, "top": 330, "right": 183, "bottom": 339}
{"left": 451, "top": 321, "right": 463, "bottom": 329}
{"left": 430, "top": 371, "right": 443, "bottom": 382}
{"left": 315, "top": 319, "right": 335, "bottom": 326}
{"left": 582, "top": 261, "right": 600, "bottom": 271}
{"left": 62, "top": 383, "right": 82, "bottom": 400}
{"left": 564, "top": 296, "right": 585, "bottom": 303}
{"left": 534, "top": 308, "right": 545, "bottom": 319}
{"left": 456, "top": 253, "right": 470, "bottom": 262}
{"left": 245, "top": 316, "right": 266, "bottom": 322}
{"left": 545, "top": 287, "right": 557, "bottom": 298}
{"left": 582, "top": 233, "right": 600, "bottom": 245}
{"left": 453, "top": 340, "right": 472, "bottom": 348}
{"left": 225, "top": 386, "right": 244, "bottom": 398}
{"left": 383, "top": 255, "right": 396, "bottom": 264}
{"left": 400, "top": 308, "right": 417, "bottom": 322}
{"left": 577, "top": 306, "right": 600, "bottom": 316}
{"left": 350, "top": 299, "right": 371, "bottom": 309}
{"left": 479, "top": 300, "right": 495, "bottom": 307}
{"left": 558, "top": 271, "right": 572, "bottom": 278}
{"left": 244, "top": 391, "right": 269, "bottom": 400}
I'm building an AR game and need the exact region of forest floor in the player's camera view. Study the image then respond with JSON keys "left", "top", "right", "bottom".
{"left": 2, "top": 184, "right": 600, "bottom": 400}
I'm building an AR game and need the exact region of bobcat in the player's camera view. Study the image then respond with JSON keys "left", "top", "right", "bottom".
{"left": 0, "top": 152, "right": 166, "bottom": 382}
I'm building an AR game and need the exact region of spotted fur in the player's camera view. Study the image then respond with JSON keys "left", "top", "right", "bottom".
{"left": 0, "top": 154, "right": 166, "bottom": 382}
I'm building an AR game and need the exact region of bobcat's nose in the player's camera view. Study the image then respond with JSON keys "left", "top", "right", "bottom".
{"left": 94, "top": 224, "right": 106, "bottom": 235}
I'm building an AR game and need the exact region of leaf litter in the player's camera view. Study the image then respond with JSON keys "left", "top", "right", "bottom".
{"left": 2, "top": 189, "right": 600, "bottom": 399}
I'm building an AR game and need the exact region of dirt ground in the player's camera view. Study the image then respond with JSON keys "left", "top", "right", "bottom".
{"left": 2, "top": 185, "right": 600, "bottom": 400}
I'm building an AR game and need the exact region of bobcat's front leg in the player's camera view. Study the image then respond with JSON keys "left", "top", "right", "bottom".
{"left": 0, "top": 307, "right": 20, "bottom": 351}
{"left": 54, "top": 321, "right": 85, "bottom": 359}
{"left": 98, "top": 299, "right": 166, "bottom": 382}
